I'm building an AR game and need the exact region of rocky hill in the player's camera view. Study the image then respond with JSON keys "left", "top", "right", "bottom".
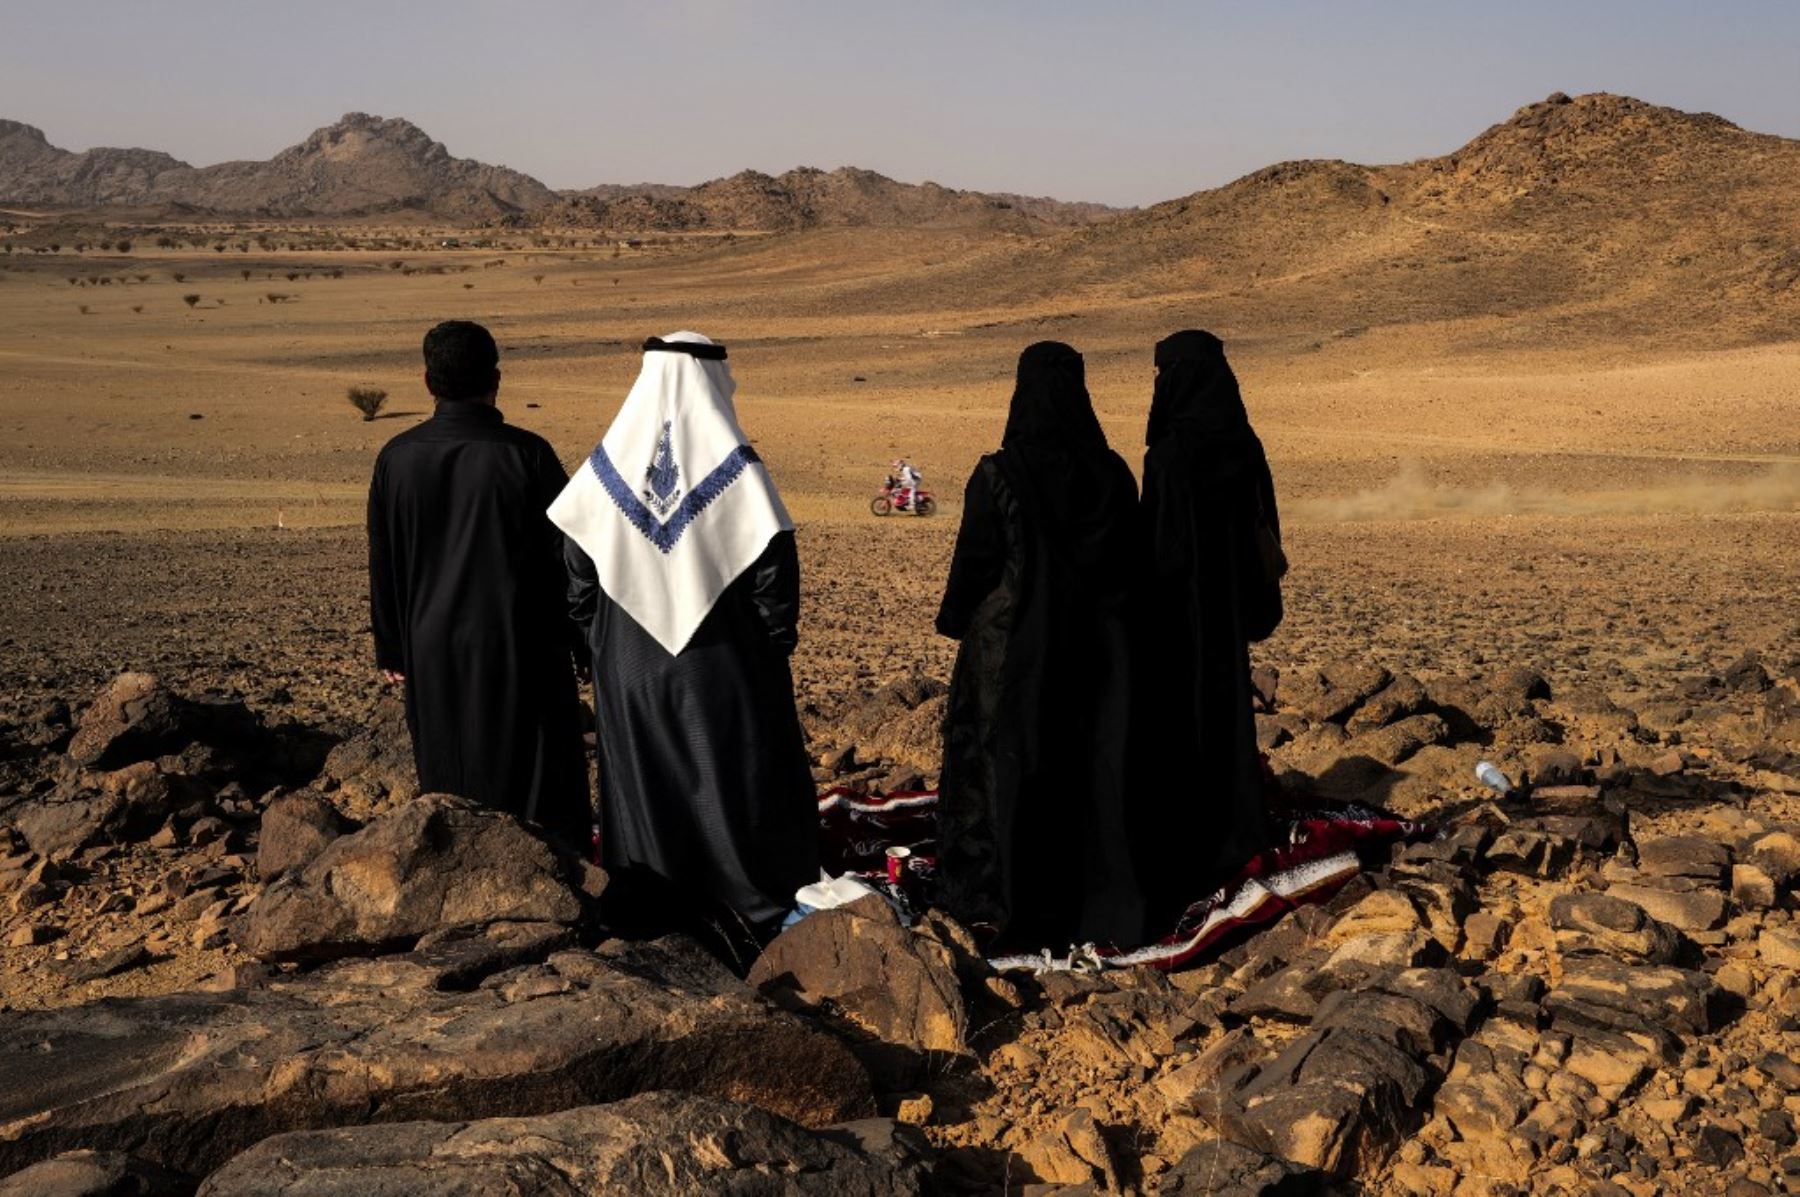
{"left": 544, "top": 166, "right": 1119, "bottom": 232}
{"left": 911, "top": 92, "right": 1800, "bottom": 343}
{"left": 0, "top": 113, "right": 553, "bottom": 220}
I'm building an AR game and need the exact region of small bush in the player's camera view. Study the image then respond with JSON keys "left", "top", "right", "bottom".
{"left": 241, "top": 269, "right": 251, "bottom": 280}
{"left": 182, "top": 293, "right": 200, "bottom": 308}
{"left": 389, "top": 259, "right": 404, "bottom": 270}
{"left": 116, "top": 240, "right": 131, "bottom": 253}
{"left": 286, "top": 272, "right": 299, "bottom": 281}
{"left": 532, "top": 274, "right": 544, "bottom": 284}
{"left": 77, "top": 304, "right": 90, "bottom": 314}
{"left": 171, "top": 272, "right": 186, "bottom": 282}
{"left": 267, "top": 292, "right": 291, "bottom": 303}
{"left": 347, "top": 385, "right": 388, "bottom": 421}
{"left": 131, "top": 305, "right": 143, "bottom": 313}
{"left": 155, "top": 236, "right": 176, "bottom": 248}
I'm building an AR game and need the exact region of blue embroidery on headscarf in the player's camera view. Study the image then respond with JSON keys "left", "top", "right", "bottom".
{"left": 643, "top": 422, "right": 680, "bottom": 516}
{"left": 589, "top": 442, "right": 762, "bottom": 554}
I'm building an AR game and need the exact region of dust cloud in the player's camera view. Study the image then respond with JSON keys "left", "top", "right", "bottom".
{"left": 1293, "top": 460, "right": 1800, "bottom": 523}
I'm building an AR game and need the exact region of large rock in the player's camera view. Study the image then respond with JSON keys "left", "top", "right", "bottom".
{"left": 748, "top": 895, "right": 967, "bottom": 1084}
{"left": 0, "top": 1150, "right": 191, "bottom": 1197}
{"left": 65, "top": 673, "right": 189, "bottom": 770}
{"left": 1604, "top": 879, "right": 1728, "bottom": 932}
{"left": 9, "top": 762, "right": 199, "bottom": 860}
{"left": 314, "top": 696, "right": 419, "bottom": 821}
{"left": 1549, "top": 892, "right": 1683, "bottom": 964}
{"left": 1636, "top": 835, "right": 1731, "bottom": 885}
{"left": 1195, "top": 970, "right": 1475, "bottom": 1177}
{"left": 233, "top": 794, "right": 582, "bottom": 962}
{"left": 255, "top": 790, "right": 347, "bottom": 880}
{"left": 1344, "top": 673, "right": 1428, "bottom": 736}
{"left": 197, "top": 1092, "right": 925, "bottom": 1196}
{"left": 1156, "top": 1138, "right": 1324, "bottom": 1195}
{"left": 1348, "top": 713, "right": 1448, "bottom": 766}
{"left": 1287, "top": 663, "right": 1392, "bottom": 725}
{"left": 0, "top": 937, "right": 874, "bottom": 1178}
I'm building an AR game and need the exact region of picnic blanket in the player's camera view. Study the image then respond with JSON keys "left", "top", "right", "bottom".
{"left": 815, "top": 782, "right": 1430, "bottom": 973}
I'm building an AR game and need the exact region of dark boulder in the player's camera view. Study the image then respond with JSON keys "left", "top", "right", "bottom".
{"left": 197, "top": 1092, "right": 926, "bottom": 1196}
{"left": 233, "top": 794, "right": 582, "bottom": 962}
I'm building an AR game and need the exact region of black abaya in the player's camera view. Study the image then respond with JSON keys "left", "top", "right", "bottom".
{"left": 367, "top": 401, "right": 590, "bottom": 845}
{"left": 1130, "top": 331, "right": 1282, "bottom": 923}
{"left": 565, "top": 530, "right": 818, "bottom": 928}
{"left": 935, "top": 342, "right": 1143, "bottom": 952}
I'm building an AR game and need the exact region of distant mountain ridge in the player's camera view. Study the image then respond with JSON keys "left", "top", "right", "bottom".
{"left": 0, "top": 113, "right": 552, "bottom": 220}
{"left": 0, "top": 114, "right": 1121, "bottom": 228}
{"left": 542, "top": 165, "right": 1118, "bottom": 232}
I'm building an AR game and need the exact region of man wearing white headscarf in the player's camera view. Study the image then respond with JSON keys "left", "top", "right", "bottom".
{"left": 551, "top": 332, "right": 816, "bottom": 932}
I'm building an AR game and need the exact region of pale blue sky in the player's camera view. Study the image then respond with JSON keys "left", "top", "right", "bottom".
{"left": 3, "top": 0, "right": 1797, "bottom": 206}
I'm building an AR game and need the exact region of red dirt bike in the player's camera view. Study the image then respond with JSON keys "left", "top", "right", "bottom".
{"left": 871, "top": 480, "right": 936, "bottom": 517}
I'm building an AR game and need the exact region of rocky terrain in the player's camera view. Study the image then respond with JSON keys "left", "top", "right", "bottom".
{"left": 3, "top": 582, "right": 1798, "bottom": 1193}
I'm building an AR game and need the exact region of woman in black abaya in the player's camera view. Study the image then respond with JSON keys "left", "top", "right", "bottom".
{"left": 1129, "top": 330, "right": 1283, "bottom": 925}
{"left": 935, "top": 341, "right": 1143, "bottom": 952}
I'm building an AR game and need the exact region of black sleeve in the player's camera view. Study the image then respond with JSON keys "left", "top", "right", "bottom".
{"left": 367, "top": 457, "right": 404, "bottom": 672}
{"left": 935, "top": 461, "right": 1005, "bottom": 640}
{"left": 565, "top": 535, "right": 601, "bottom": 639}
{"left": 748, "top": 531, "right": 801, "bottom": 656}
{"left": 533, "top": 444, "right": 587, "bottom": 664}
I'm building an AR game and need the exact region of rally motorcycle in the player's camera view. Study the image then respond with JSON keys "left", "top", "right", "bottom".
{"left": 870, "top": 480, "right": 936, "bottom": 517}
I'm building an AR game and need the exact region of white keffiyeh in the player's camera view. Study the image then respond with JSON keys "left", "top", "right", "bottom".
{"left": 549, "top": 331, "right": 792, "bottom": 655}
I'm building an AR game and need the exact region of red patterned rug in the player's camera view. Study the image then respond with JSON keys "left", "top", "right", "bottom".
{"left": 815, "top": 785, "right": 1431, "bottom": 973}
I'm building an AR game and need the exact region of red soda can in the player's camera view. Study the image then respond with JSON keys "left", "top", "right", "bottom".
{"left": 885, "top": 845, "right": 912, "bottom": 886}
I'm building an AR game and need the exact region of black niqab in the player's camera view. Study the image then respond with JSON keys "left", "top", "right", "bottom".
{"left": 1003, "top": 341, "right": 1108, "bottom": 452}
{"left": 1146, "top": 330, "right": 1251, "bottom": 446}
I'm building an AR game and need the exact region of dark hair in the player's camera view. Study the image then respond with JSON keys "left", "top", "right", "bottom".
{"left": 422, "top": 320, "right": 499, "bottom": 401}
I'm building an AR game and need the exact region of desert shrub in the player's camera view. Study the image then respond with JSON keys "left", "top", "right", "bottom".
{"left": 131, "top": 305, "right": 143, "bottom": 313}
{"left": 67, "top": 277, "right": 79, "bottom": 286}
{"left": 267, "top": 292, "right": 291, "bottom": 303}
{"left": 462, "top": 282, "right": 473, "bottom": 289}
{"left": 329, "top": 268, "right": 343, "bottom": 279}
{"left": 116, "top": 240, "right": 131, "bottom": 253}
{"left": 47, "top": 243, "right": 59, "bottom": 252}
{"left": 532, "top": 274, "right": 544, "bottom": 284}
{"left": 135, "top": 273, "right": 149, "bottom": 283}
{"left": 155, "top": 236, "right": 175, "bottom": 248}
{"left": 172, "top": 272, "right": 186, "bottom": 282}
{"left": 182, "top": 293, "right": 200, "bottom": 308}
{"left": 77, "top": 304, "right": 90, "bottom": 314}
{"left": 346, "top": 385, "right": 388, "bottom": 421}
{"left": 241, "top": 269, "right": 251, "bottom": 280}
{"left": 389, "top": 259, "right": 404, "bottom": 270}
{"left": 286, "top": 272, "right": 299, "bottom": 281}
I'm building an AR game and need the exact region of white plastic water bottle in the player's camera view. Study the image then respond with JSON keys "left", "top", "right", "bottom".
{"left": 1475, "top": 761, "right": 1514, "bottom": 796}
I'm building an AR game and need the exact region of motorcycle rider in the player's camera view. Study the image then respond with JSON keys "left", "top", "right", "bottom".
{"left": 892, "top": 458, "right": 923, "bottom": 514}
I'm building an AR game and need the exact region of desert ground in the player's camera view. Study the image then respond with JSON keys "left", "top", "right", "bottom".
{"left": 2, "top": 222, "right": 1799, "bottom": 1193}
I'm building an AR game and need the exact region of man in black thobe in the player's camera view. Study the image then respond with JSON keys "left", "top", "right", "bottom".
{"left": 367, "top": 320, "right": 589, "bottom": 845}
